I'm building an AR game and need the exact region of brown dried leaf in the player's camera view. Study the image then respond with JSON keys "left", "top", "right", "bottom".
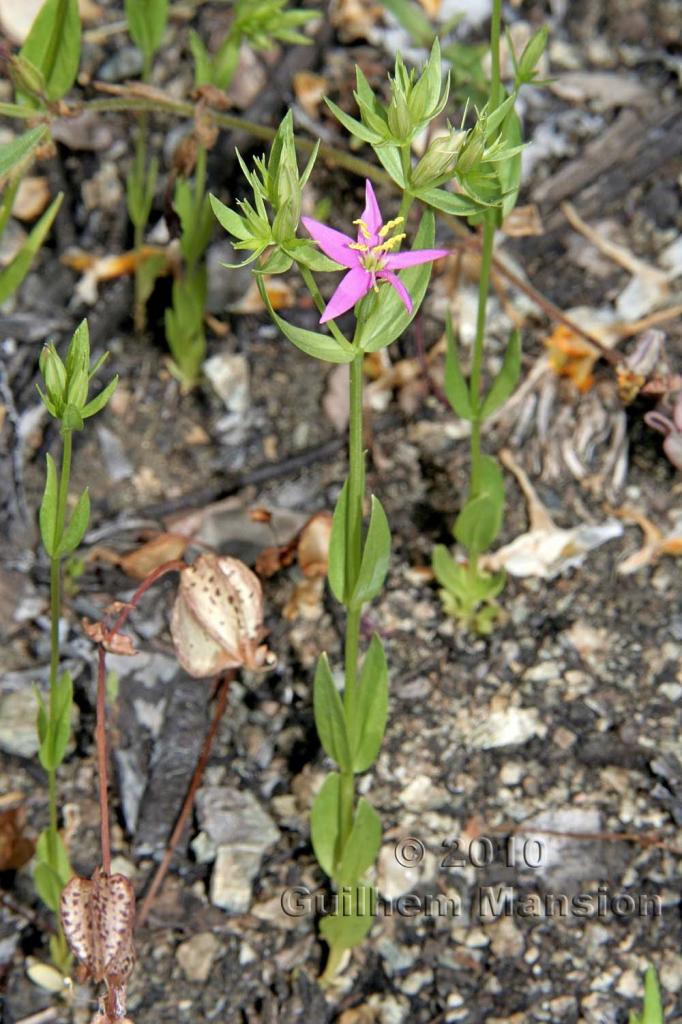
{"left": 0, "top": 806, "right": 34, "bottom": 870}
{"left": 118, "top": 534, "right": 189, "bottom": 581}
{"left": 81, "top": 618, "right": 138, "bottom": 656}
{"left": 297, "top": 511, "right": 332, "bottom": 578}
{"left": 502, "top": 204, "right": 544, "bottom": 238}
{"left": 293, "top": 71, "right": 327, "bottom": 117}
{"left": 283, "top": 575, "right": 325, "bottom": 621}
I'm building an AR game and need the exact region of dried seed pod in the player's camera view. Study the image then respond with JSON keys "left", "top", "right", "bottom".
{"left": 61, "top": 869, "right": 135, "bottom": 1023}
{"left": 170, "top": 555, "right": 275, "bottom": 678}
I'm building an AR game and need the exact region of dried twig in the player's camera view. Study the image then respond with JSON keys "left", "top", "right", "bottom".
{"left": 136, "top": 672, "right": 233, "bottom": 928}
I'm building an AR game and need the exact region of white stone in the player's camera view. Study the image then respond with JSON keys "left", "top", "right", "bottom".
{"left": 469, "top": 706, "right": 546, "bottom": 750}
{"left": 176, "top": 932, "right": 220, "bottom": 983}
{"left": 203, "top": 354, "right": 250, "bottom": 414}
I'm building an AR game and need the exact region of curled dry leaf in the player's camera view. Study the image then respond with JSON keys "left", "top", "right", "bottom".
{"left": 483, "top": 450, "right": 623, "bottom": 579}
{"left": 297, "top": 512, "right": 332, "bottom": 578}
{"left": 61, "top": 869, "right": 135, "bottom": 1023}
{"left": 117, "top": 533, "right": 190, "bottom": 581}
{"left": 170, "top": 555, "right": 275, "bottom": 677}
{"left": 82, "top": 619, "right": 138, "bottom": 657}
{"left": 615, "top": 507, "right": 682, "bottom": 575}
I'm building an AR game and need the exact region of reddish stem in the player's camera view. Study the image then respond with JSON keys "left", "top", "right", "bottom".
{"left": 136, "top": 672, "right": 233, "bottom": 928}
{"left": 105, "top": 560, "right": 187, "bottom": 643}
{"left": 97, "top": 646, "right": 111, "bottom": 875}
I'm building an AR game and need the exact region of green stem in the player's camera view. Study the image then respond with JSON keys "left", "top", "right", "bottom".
{"left": 46, "top": 428, "right": 72, "bottom": 858}
{"left": 338, "top": 353, "right": 365, "bottom": 849}
{"left": 299, "top": 266, "right": 353, "bottom": 352}
{"left": 490, "top": 0, "right": 503, "bottom": 112}
{"left": 468, "top": 213, "right": 495, "bottom": 496}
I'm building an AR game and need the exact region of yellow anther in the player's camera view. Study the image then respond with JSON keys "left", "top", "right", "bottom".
{"left": 374, "top": 233, "right": 406, "bottom": 253}
{"left": 348, "top": 242, "right": 370, "bottom": 252}
{"left": 353, "top": 218, "right": 372, "bottom": 240}
{"left": 378, "top": 216, "right": 404, "bottom": 239}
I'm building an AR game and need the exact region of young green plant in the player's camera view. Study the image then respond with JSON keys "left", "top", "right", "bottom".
{"left": 629, "top": 966, "right": 665, "bottom": 1024}
{"left": 35, "top": 320, "right": 117, "bottom": 970}
{"left": 165, "top": 0, "right": 318, "bottom": 388}
{"left": 431, "top": 5, "right": 548, "bottom": 633}
{"left": 209, "top": 56, "right": 481, "bottom": 966}
{"left": 124, "top": 0, "right": 169, "bottom": 331}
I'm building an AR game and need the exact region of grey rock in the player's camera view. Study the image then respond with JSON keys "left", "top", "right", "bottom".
{"left": 98, "top": 46, "right": 144, "bottom": 83}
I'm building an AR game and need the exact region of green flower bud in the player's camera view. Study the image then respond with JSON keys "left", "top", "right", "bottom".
{"left": 40, "top": 344, "right": 67, "bottom": 406}
{"left": 65, "top": 319, "right": 90, "bottom": 378}
{"left": 387, "top": 91, "right": 412, "bottom": 142}
{"left": 67, "top": 366, "right": 89, "bottom": 410}
{"left": 412, "top": 130, "right": 467, "bottom": 188}
{"left": 456, "top": 129, "right": 486, "bottom": 176}
{"left": 10, "top": 55, "right": 46, "bottom": 99}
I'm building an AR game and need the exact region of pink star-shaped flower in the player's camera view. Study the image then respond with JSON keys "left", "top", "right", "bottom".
{"left": 302, "top": 180, "right": 449, "bottom": 323}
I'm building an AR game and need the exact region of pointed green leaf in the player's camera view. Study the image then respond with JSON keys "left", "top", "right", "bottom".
{"left": 444, "top": 313, "right": 472, "bottom": 419}
{"left": 480, "top": 329, "right": 521, "bottom": 417}
{"left": 413, "top": 185, "right": 490, "bottom": 217}
{"left": 327, "top": 479, "right": 349, "bottom": 604}
{"left": 0, "top": 192, "right": 63, "bottom": 304}
{"left": 352, "top": 635, "right": 388, "bottom": 773}
{"left": 350, "top": 496, "right": 390, "bottom": 608}
{"left": 34, "top": 861, "right": 63, "bottom": 912}
{"left": 81, "top": 374, "right": 118, "bottom": 419}
{"left": 21, "top": 0, "right": 81, "bottom": 102}
{"left": 210, "top": 194, "right": 253, "bottom": 241}
{"left": 256, "top": 276, "right": 355, "bottom": 364}
{"left": 35, "top": 688, "right": 48, "bottom": 745}
{"left": 641, "top": 966, "right": 664, "bottom": 1024}
{"left": 0, "top": 125, "right": 49, "bottom": 182}
{"left": 336, "top": 799, "right": 382, "bottom": 885}
{"left": 125, "top": 0, "right": 168, "bottom": 60}
{"left": 432, "top": 544, "right": 469, "bottom": 599}
{"left": 310, "top": 772, "right": 341, "bottom": 877}
{"left": 38, "top": 671, "right": 73, "bottom": 770}
{"left": 58, "top": 488, "right": 89, "bottom": 555}
{"left": 373, "top": 144, "right": 405, "bottom": 188}
{"left": 454, "top": 455, "right": 505, "bottom": 555}
{"left": 314, "top": 654, "right": 351, "bottom": 770}
{"left": 324, "top": 98, "right": 382, "bottom": 146}
{"left": 39, "top": 453, "right": 58, "bottom": 556}
{"left": 253, "top": 248, "right": 293, "bottom": 275}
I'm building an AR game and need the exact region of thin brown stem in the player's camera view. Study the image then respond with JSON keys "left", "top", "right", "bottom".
{"left": 96, "top": 647, "right": 111, "bottom": 875}
{"left": 105, "top": 560, "right": 187, "bottom": 642}
{"left": 136, "top": 672, "right": 233, "bottom": 928}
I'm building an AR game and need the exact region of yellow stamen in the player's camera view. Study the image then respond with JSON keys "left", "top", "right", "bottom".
{"left": 353, "top": 218, "right": 372, "bottom": 240}
{"left": 375, "top": 233, "right": 406, "bottom": 253}
{"left": 348, "top": 241, "right": 370, "bottom": 252}
{"left": 378, "top": 216, "right": 404, "bottom": 239}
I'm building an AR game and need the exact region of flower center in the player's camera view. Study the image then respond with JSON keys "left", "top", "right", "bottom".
{"left": 349, "top": 216, "right": 406, "bottom": 276}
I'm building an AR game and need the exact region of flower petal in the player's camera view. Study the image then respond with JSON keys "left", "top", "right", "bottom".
{"left": 320, "top": 266, "right": 372, "bottom": 323}
{"left": 384, "top": 248, "right": 449, "bottom": 269}
{"left": 301, "top": 217, "right": 358, "bottom": 268}
{"left": 378, "top": 270, "right": 412, "bottom": 313}
{"left": 358, "top": 179, "right": 383, "bottom": 244}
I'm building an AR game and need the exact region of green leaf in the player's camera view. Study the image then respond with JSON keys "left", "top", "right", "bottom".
{"left": 36, "top": 827, "right": 71, "bottom": 885}
{"left": 320, "top": 882, "right": 376, "bottom": 950}
{"left": 310, "top": 773, "right": 340, "bottom": 877}
{"left": 380, "top": 0, "right": 434, "bottom": 47}
{"left": 34, "top": 861, "right": 63, "bottom": 912}
{"left": 210, "top": 194, "right": 253, "bottom": 241}
{"left": 373, "top": 144, "right": 405, "bottom": 188}
{"left": 356, "top": 211, "right": 437, "bottom": 353}
{"left": 0, "top": 125, "right": 49, "bottom": 182}
{"left": 61, "top": 404, "right": 84, "bottom": 431}
{"left": 256, "top": 276, "right": 355, "bottom": 364}
{"left": 432, "top": 544, "right": 468, "bottom": 598}
{"left": 64, "top": 318, "right": 89, "bottom": 378}
{"left": 352, "top": 634, "right": 389, "bottom": 772}
{"left": 81, "top": 374, "right": 118, "bottom": 419}
{"left": 480, "top": 329, "right": 521, "bottom": 417}
{"left": 313, "top": 654, "right": 351, "bottom": 770}
{"left": 35, "top": 688, "right": 48, "bottom": 745}
{"left": 444, "top": 313, "right": 472, "bottom": 419}
{"left": 253, "top": 248, "right": 293, "bottom": 275}
{"left": 336, "top": 799, "right": 382, "bottom": 885}
{"left": 325, "top": 98, "right": 381, "bottom": 146}
{"left": 21, "top": 0, "right": 81, "bottom": 102}
{"left": 413, "top": 185, "right": 489, "bottom": 218}
{"left": 350, "top": 496, "right": 390, "bottom": 609}
{"left": 641, "top": 966, "right": 664, "bottom": 1024}
{"left": 125, "top": 0, "right": 168, "bottom": 60}
{"left": 39, "top": 453, "right": 58, "bottom": 556}
{"left": 0, "top": 192, "right": 62, "bottom": 304}
{"left": 327, "top": 479, "right": 349, "bottom": 604}
{"left": 497, "top": 107, "right": 523, "bottom": 219}
{"left": 454, "top": 455, "right": 505, "bottom": 555}
{"left": 58, "top": 488, "right": 89, "bottom": 555}
{"left": 38, "top": 671, "right": 73, "bottom": 771}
